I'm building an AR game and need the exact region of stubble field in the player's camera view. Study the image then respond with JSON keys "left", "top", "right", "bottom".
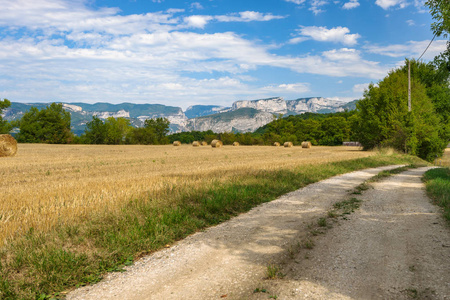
{"left": 1, "top": 143, "right": 373, "bottom": 245}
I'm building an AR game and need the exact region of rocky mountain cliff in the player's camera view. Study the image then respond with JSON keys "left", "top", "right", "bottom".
{"left": 2, "top": 97, "right": 355, "bottom": 134}
{"left": 186, "top": 108, "right": 274, "bottom": 133}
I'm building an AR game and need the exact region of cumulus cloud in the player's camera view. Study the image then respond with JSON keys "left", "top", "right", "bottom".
{"left": 183, "top": 15, "right": 214, "bottom": 28}
{"left": 190, "top": 2, "right": 203, "bottom": 10}
{"left": 322, "top": 48, "right": 361, "bottom": 61}
{"left": 353, "top": 83, "right": 370, "bottom": 93}
{"left": 0, "top": 0, "right": 389, "bottom": 106}
{"left": 310, "top": 0, "right": 328, "bottom": 14}
{"left": 342, "top": 0, "right": 360, "bottom": 9}
{"left": 284, "top": 0, "right": 306, "bottom": 4}
{"left": 290, "top": 26, "right": 361, "bottom": 46}
{"left": 375, "top": 0, "right": 409, "bottom": 10}
{"left": 364, "top": 39, "right": 447, "bottom": 60}
{"left": 215, "top": 11, "right": 285, "bottom": 22}
{"left": 262, "top": 83, "right": 311, "bottom": 94}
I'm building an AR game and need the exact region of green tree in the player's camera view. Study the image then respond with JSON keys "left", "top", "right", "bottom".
{"left": 143, "top": 118, "right": 170, "bottom": 144}
{"left": 127, "top": 117, "right": 170, "bottom": 145}
{"left": 294, "top": 119, "right": 321, "bottom": 145}
{"left": 104, "top": 117, "right": 132, "bottom": 145}
{"left": 426, "top": 0, "right": 450, "bottom": 39}
{"left": 0, "top": 98, "right": 12, "bottom": 134}
{"left": 318, "top": 116, "right": 350, "bottom": 146}
{"left": 84, "top": 116, "right": 108, "bottom": 144}
{"left": 17, "top": 103, "right": 73, "bottom": 143}
{"left": 355, "top": 67, "right": 446, "bottom": 161}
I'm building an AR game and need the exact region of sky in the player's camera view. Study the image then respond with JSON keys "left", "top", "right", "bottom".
{"left": 0, "top": 0, "right": 447, "bottom": 110}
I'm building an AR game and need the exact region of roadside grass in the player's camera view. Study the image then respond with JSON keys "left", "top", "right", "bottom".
{"left": 423, "top": 167, "right": 450, "bottom": 223}
{"left": 0, "top": 154, "right": 424, "bottom": 299}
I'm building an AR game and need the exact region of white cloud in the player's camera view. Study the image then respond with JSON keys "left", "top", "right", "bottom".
{"left": 364, "top": 39, "right": 447, "bottom": 60}
{"left": 310, "top": 0, "right": 328, "bottom": 14}
{"left": 375, "top": 0, "right": 408, "bottom": 10}
{"left": 342, "top": 0, "right": 360, "bottom": 9}
{"left": 290, "top": 26, "right": 360, "bottom": 46}
{"left": 414, "top": 0, "right": 427, "bottom": 13}
{"left": 406, "top": 19, "right": 415, "bottom": 26}
{"left": 0, "top": 0, "right": 390, "bottom": 106}
{"left": 190, "top": 2, "right": 203, "bottom": 10}
{"left": 284, "top": 0, "right": 306, "bottom": 4}
{"left": 262, "top": 83, "right": 311, "bottom": 94}
{"left": 322, "top": 48, "right": 361, "bottom": 61}
{"left": 353, "top": 83, "right": 370, "bottom": 93}
{"left": 215, "top": 11, "right": 285, "bottom": 22}
{"left": 183, "top": 15, "right": 213, "bottom": 28}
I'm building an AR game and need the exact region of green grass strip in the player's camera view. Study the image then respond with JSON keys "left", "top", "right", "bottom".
{"left": 423, "top": 168, "right": 450, "bottom": 223}
{"left": 0, "top": 154, "right": 425, "bottom": 300}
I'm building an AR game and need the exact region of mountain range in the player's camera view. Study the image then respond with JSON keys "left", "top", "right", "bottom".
{"left": 2, "top": 97, "right": 357, "bottom": 135}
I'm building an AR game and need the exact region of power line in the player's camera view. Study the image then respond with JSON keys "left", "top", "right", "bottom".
{"left": 417, "top": 33, "right": 437, "bottom": 60}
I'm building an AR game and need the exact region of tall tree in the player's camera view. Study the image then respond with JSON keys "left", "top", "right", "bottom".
{"left": 104, "top": 117, "right": 132, "bottom": 144}
{"left": 84, "top": 116, "right": 108, "bottom": 144}
{"left": 0, "top": 98, "right": 12, "bottom": 134}
{"left": 143, "top": 118, "right": 170, "bottom": 144}
{"left": 17, "top": 103, "right": 73, "bottom": 143}
{"left": 355, "top": 67, "right": 446, "bottom": 161}
{"left": 426, "top": 0, "right": 450, "bottom": 83}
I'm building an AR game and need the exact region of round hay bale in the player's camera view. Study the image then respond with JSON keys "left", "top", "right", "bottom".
{"left": 201, "top": 141, "right": 208, "bottom": 146}
{"left": 173, "top": 141, "right": 181, "bottom": 146}
{"left": 0, "top": 134, "right": 18, "bottom": 157}
{"left": 192, "top": 141, "right": 200, "bottom": 147}
{"left": 283, "top": 141, "right": 293, "bottom": 148}
{"left": 301, "top": 141, "right": 312, "bottom": 148}
{"left": 273, "top": 142, "right": 280, "bottom": 147}
{"left": 211, "top": 139, "right": 223, "bottom": 148}
{"left": 232, "top": 141, "right": 240, "bottom": 147}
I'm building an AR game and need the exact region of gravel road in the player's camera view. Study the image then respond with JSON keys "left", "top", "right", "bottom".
{"left": 67, "top": 166, "right": 450, "bottom": 300}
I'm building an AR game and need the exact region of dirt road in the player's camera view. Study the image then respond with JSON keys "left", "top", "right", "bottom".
{"left": 67, "top": 166, "right": 450, "bottom": 300}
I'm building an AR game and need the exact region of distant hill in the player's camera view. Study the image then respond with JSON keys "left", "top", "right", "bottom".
{"left": 2, "top": 97, "right": 358, "bottom": 134}
{"left": 185, "top": 105, "right": 231, "bottom": 119}
{"left": 186, "top": 108, "right": 275, "bottom": 133}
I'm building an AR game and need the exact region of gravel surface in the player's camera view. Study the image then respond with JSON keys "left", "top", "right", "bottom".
{"left": 248, "top": 166, "right": 450, "bottom": 300}
{"left": 67, "top": 165, "right": 450, "bottom": 300}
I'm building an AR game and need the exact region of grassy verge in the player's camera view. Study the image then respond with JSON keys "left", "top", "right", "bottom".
{"left": 0, "top": 154, "right": 424, "bottom": 299}
{"left": 423, "top": 168, "right": 450, "bottom": 223}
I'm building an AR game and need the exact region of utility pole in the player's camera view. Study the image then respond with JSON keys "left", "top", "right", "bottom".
{"left": 408, "top": 60, "right": 411, "bottom": 112}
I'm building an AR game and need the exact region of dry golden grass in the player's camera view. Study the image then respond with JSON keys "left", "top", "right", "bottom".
{"left": 437, "top": 148, "right": 450, "bottom": 167}
{"left": 0, "top": 144, "right": 373, "bottom": 245}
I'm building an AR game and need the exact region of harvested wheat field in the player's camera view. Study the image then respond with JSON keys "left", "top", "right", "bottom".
{"left": 438, "top": 147, "right": 450, "bottom": 167}
{"left": 0, "top": 144, "right": 373, "bottom": 245}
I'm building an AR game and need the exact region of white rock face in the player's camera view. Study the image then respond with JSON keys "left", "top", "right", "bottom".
{"left": 62, "top": 104, "right": 82, "bottom": 112}
{"left": 137, "top": 109, "right": 188, "bottom": 131}
{"left": 287, "top": 97, "right": 345, "bottom": 113}
{"left": 93, "top": 109, "right": 130, "bottom": 119}
{"left": 166, "top": 113, "right": 188, "bottom": 128}
{"left": 232, "top": 97, "right": 287, "bottom": 114}
{"left": 186, "top": 110, "right": 274, "bottom": 133}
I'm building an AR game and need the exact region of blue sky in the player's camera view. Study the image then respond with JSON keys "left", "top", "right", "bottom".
{"left": 0, "top": 0, "right": 446, "bottom": 109}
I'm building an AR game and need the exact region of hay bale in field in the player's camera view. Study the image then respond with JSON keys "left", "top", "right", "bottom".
{"left": 192, "top": 141, "right": 200, "bottom": 147}
{"left": 232, "top": 141, "right": 240, "bottom": 146}
{"left": 301, "top": 141, "right": 312, "bottom": 148}
{"left": 211, "top": 139, "right": 223, "bottom": 148}
{"left": 0, "top": 134, "right": 18, "bottom": 157}
{"left": 173, "top": 141, "right": 181, "bottom": 146}
{"left": 283, "top": 141, "right": 293, "bottom": 148}
{"left": 273, "top": 142, "right": 280, "bottom": 147}
{"left": 201, "top": 141, "right": 208, "bottom": 146}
